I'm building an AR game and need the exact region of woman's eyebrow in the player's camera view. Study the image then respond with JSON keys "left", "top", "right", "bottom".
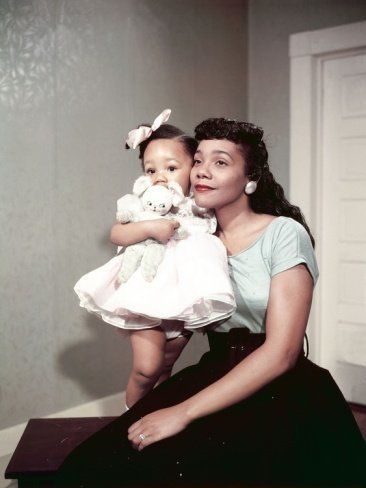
{"left": 211, "top": 150, "right": 233, "bottom": 160}
{"left": 195, "top": 149, "right": 233, "bottom": 160}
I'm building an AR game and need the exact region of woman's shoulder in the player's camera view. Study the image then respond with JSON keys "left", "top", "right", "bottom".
{"left": 264, "top": 216, "right": 311, "bottom": 244}
{"left": 268, "top": 215, "right": 307, "bottom": 230}
{"left": 263, "top": 216, "right": 319, "bottom": 284}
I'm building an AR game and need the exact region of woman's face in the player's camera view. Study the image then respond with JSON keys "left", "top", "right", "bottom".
{"left": 143, "top": 139, "right": 193, "bottom": 196}
{"left": 190, "top": 139, "right": 247, "bottom": 210}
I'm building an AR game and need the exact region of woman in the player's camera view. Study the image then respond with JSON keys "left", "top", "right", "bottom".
{"left": 57, "top": 118, "right": 365, "bottom": 487}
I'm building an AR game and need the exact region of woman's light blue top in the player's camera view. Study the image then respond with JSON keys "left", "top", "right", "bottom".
{"left": 214, "top": 216, "right": 319, "bottom": 333}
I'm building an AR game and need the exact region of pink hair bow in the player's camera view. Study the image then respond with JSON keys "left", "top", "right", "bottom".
{"left": 125, "top": 108, "right": 172, "bottom": 149}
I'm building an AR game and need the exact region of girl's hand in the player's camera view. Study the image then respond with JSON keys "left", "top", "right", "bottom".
{"left": 148, "top": 219, "right": 180, "bottom": 243}
{"left": 127, "top": 404, "right": 190, "bottom": 451}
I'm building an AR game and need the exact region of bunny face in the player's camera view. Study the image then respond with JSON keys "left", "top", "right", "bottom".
{"left": 132, "top": 176, "right": 186, "bottom": 217}
{"left": 141, "top": 185, "right": 174, "bottom": 216}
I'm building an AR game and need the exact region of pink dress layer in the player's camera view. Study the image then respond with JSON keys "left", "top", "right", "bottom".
{"left": 74, "top": 198, "right": 236, "bottom": 339}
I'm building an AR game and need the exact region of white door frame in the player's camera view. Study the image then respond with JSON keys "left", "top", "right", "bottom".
{"left": 289, "top": 21, "right": 366, "bottom": 364}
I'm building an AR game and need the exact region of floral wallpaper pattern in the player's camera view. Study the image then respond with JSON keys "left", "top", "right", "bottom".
{"left": 0, "top": 0, "right": 99, "bottom": 111}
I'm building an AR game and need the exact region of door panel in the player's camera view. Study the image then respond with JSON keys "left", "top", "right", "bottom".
{"left": 322, "top": 53, "right": 366, "bottom": 403}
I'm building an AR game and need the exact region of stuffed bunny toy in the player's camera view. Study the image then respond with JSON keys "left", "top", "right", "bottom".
{"left": 116, "top": 175, "right": 187, "bottom": 283}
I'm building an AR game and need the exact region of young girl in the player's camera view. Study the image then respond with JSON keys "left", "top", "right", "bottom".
{"left": 74, "top": 109, "right": 235, "bottom": 410}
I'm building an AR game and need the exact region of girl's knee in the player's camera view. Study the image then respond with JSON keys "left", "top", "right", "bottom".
{"left": 132, "top": 362, "right": 163, "bottom": 384}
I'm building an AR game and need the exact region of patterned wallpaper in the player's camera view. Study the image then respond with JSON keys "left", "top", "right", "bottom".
{"left": 0, "top": 0, "right": 101, "bottom": 112}
{"left": 0, "top": 0, "right": 247, "bottom": 430}
{"left": 0, "top": 0, "right": 55, "bottom": 109}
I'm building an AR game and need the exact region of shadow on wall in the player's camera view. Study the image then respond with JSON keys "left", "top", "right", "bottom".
{"left": 96, "top": 228, "right": 116, "bottom": 251}
{"left": 56, "top": 306, "right": 209, "bottom": 403}
{"left": 57, "top": 311, "right": 131, "bottom": 400}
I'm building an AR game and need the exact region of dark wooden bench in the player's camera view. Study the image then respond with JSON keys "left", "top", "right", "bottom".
{"left": 5, "top": 405, "right": 366, "bottom": 487}
{"left": 349, "top": 402, "right": 366, "bottom": 439}
{"left": 4, "top": 417, "right": 116, "bottom": 487}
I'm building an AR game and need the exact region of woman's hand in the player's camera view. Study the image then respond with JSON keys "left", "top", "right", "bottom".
{"left": 127, "top": 404, "right": 190, "bottom": 451}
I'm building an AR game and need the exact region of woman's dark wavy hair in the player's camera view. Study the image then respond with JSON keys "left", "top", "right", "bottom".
{"left": 125, "top": 124, "right": 197, "bottom": 165}
{"left": 194, "top": 118, "right": 315, "bottom": 247}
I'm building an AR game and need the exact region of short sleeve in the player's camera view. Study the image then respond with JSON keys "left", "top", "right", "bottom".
{"left": 270, "top": 219, "right": 319, "bottom": 285}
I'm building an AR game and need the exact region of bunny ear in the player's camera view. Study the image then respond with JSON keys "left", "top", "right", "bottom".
{"left": 133, "top": 175, "right": 152, "bottom": 196}
{"left": 167, "top": 181, "right": 185, "bottom": 206}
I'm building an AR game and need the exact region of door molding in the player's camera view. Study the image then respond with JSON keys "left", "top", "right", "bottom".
{"left": 289, "top": 21, "right": 366, "bottom": 363}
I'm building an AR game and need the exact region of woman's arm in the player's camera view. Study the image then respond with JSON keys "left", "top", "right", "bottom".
{"left": 110, "top": 219, "right": 180, "bottom": 247}
{"left": 128, "top": 264, "right": 313, "bottom": 449}
{"left": 182, "top": 264, "right": 313, "bottom": 419}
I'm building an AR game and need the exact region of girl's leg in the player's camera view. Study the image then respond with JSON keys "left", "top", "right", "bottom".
{"left": 126, "top": 328, "right": 166, "bottom": 408}
{"left": 155, "top": 332, "right": 192, "bottom": 386}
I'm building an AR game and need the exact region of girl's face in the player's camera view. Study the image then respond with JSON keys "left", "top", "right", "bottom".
{"left": 143, "top": 139, "right": 193, "bottom": 196}
{"left": 190, "top": 139, "right": 247, "bottom": 210}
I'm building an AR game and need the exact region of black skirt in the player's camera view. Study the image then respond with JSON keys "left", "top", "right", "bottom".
{"left": 56, "top": 329, "right": 366, "bottom": 487}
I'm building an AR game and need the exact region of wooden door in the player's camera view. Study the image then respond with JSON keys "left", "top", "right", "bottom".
{"left": 321, "top": 52, "right": 366, "bottom": 404}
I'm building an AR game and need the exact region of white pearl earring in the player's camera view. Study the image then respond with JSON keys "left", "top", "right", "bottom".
{"left": 244, "top": 181, "right": 257, "bottom": 195}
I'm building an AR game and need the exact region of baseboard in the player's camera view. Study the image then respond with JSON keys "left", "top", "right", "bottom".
{"left": 0, "top": 391, "right": 125, "bottom": 458}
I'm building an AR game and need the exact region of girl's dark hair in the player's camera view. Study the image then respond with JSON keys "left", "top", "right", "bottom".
{"left": 126, "top": 123, "right": 197, "bottom": 162}
{"left": 194, "top": 118, "right": 315, "bottom": 247}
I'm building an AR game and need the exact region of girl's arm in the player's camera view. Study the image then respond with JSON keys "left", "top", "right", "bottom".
{"left": 128, "top": 264, "right": 314, "bottom": 449}
{"left": 110, "top": 219, "right": 180, "bottom": 247}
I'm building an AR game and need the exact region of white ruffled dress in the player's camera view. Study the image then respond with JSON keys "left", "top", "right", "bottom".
{"left": 74, "top": 197, "right": 236, "bottom": 339}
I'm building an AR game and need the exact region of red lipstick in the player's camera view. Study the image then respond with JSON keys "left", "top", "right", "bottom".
{"left": 194, "top": 184, "right": 214, "bottom": 192}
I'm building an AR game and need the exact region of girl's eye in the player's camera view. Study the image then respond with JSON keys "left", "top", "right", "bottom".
{"left": 145, "top": 168, "right": 155, "bottom": 174}
{"left": 216, "top": 160, "right": 228, "bottom": 166}
{"left": 167, "top": 166, "right": 176, "bottom": 172}
{"left": 193, "top": 159, "right": 202, "bottom": 165}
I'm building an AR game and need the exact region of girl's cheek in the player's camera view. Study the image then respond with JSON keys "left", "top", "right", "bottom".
{"left": 190, "top": 169, "right": 197, "bottom": 183}
{"left": 182, "top": 181, "right": 191, "bottom": 196}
